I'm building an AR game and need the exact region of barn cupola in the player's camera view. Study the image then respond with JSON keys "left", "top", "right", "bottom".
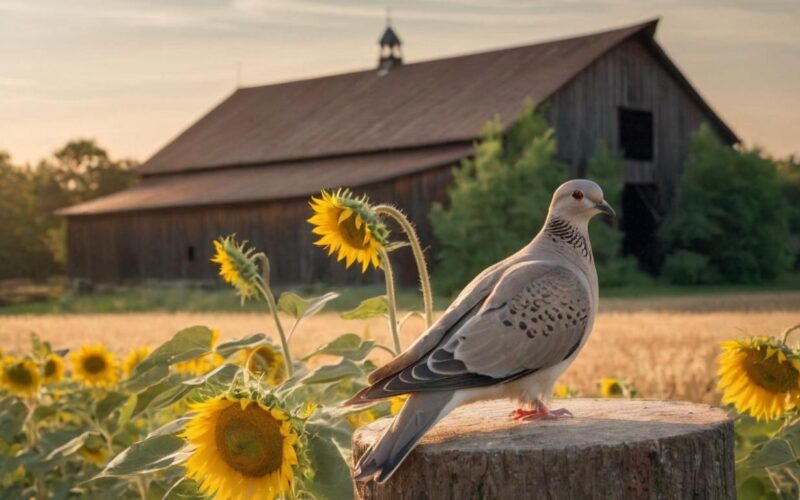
{"left": 377, "top": 11, "right": 402, "bottom": 74}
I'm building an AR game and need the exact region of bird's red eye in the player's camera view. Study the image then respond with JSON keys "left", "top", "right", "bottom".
{"left": 571, "top": 190, "right": 584, "bottom": 200}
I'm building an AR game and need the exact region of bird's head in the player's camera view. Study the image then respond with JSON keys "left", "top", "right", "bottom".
{"left": 547, "top": 179, "right": 616, "bottom": 221}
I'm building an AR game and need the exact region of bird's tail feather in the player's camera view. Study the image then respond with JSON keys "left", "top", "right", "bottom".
{"left": 353, "top": 392, "right": 453, "bottom": 483}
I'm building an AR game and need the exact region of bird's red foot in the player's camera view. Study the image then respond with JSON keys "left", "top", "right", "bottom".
{"left": 511, "top": 402, "right": 573, "bottom": 421}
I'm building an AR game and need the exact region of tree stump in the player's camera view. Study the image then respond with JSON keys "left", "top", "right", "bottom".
{"left": 352, "top": 399, "right": 734, "bottom": 500}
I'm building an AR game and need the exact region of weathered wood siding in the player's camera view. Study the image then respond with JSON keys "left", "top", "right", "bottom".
{"left": 66, "top": 166, "right": 453, "bottom": 286}
{"left": 546, "top": 36, "right": 731, "bottom": 211}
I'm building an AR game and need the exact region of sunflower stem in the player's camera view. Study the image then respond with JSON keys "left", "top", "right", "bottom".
{"left": 781, "top": 324, "right": 800, "bottom": 346}
{"left": 373, "top": 343, "right": 398, "bottom": 356}
{"left": 255, "top": 253, "right": 294, "bottom": 378}
{"left": 374, "top": 205, "right": 435, "bottom": 328}
{"left": 379, "top": 247, "right": 402, "bottom": 354}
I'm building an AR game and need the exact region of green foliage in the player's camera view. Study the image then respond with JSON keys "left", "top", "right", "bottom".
{"left": 585, "top": 142, "right": 649, "bottom": 287}
{"left": 735, "top": 414, "right": 800, "bottom": 498}
{"left": 0, "top": 140, "right": 137, "bottom": 280}
{"left": 430, "top": 103, "right": 568, "bottom": 294}
{"left": 660, "top": 125, "right": 791, "bottom": 284}
{"left": 777, "top": 156, "right": 800, "bottom": 269}
{"left": 662, "top": 250, "right": 720, "bottom": 285}
{"left": 0, "top": 154, "right": 56, "bottom": 279}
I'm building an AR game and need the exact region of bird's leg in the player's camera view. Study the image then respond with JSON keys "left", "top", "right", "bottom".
{"left": 511, "top": 399, "right": 573, "bottom": 421}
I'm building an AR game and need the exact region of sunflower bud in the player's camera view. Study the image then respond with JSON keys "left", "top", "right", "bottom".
{"left": 211, "top": 236, "right": 262, "bottom": 301}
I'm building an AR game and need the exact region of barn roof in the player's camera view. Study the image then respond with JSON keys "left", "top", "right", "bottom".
{"left": 58, "top": 144, "right": 472, "bottom": 215}
{"left": 60, "top": 18, "right": 738, "bottom": 216}
{"left": 138, "top": 19, "right": 670, "bottom": 177}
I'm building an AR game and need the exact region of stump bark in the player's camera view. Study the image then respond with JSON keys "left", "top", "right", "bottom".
{"left": 352, "top": 398, "right": 734, "bottom": 500}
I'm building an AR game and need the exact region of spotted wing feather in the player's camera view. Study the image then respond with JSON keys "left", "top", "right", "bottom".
{"left": 355, "top": 261, "right": 590, "bottom": 400}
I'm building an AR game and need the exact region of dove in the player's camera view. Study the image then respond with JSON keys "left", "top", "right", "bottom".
{"left": 345, "top": 179, "right": 615, "bottom": 483}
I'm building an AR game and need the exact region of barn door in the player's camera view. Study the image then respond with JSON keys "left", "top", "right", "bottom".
{"left": 621, "top": 183, "right": 661, "bottom": 274}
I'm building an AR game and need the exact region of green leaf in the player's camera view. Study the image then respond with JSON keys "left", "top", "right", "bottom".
{"left": 45, "top": 431, "right": 92, "bottom": 461}
{"left": 97, "top": 434, "right": 188, "bottom": 478}
{"left": 163, "top": 477, "right": 204, "bottom": 500}
{"left": 303, "top": 333, "right": 376, "bottom": 361}
{"left": 136, "top": 326, "right": 214, "bottom": 373}
{"left": 306, "top": 422, "right": 355, "bottom": 500}
{"left": 182, "top": 363, "right": 239, "bottom": 388}
{"left": 301, "top": 359, "right": 363, "bottom": 385}
{"left": 278, "top": 291, "right": 339, "bottom": 320}
{"left": 216, "top": 333, "right": 267, "bottom": 358}
{"left": 95, "top": 391, "right": 129, "bottom": 422}
{"left": 339, "top": 296, "right": 388, "bottom": 320}
{"left": 0, "top": 398, "right": 28, "bottom": 441}
{"left": 149, "top": 364, "right": 239, "bottom": 411}
{"left": 125, "top": 363, "right": 171, "bottom": 392}
{"left": 148, "top": 417, "right": 192, "bottom": 438}
{"left": 116, "top": 394, "right": 137, "bottom": 431}
{"left": 132, "top": 375, "right": 184, "bottom": 416}
{"left": 744, "top": 439, "right": 797, "bottom": 469}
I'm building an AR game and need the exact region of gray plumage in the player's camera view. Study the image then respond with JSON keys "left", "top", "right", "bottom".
{"left": 348, "top": 179, "right": 615, "bottom": 483}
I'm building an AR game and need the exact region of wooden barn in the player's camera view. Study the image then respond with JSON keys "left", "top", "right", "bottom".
{"left": 59, "top": 18, "right": 737, "bottom": 286}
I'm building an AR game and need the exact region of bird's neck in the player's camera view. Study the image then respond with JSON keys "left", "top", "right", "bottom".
{"left": 532, "top": 215, "right": 595, "bottom": 275}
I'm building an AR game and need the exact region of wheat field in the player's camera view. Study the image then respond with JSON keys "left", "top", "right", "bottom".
{"left": 1, "top": 291, "right": 798, "bottom": 405}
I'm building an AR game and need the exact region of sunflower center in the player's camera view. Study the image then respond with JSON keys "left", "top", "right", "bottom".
{"left": 44, "top": 359, "right": 57, "bottom": 377}
{"left": 83, "top": 355, "right": 107, "bottom": 374}
{"left": 215, "top": 403, "right": 284, "bottom": 477}
{"left": 337, "top": 212, "right": 369, "bottom": 250}
{"left": 743, "top": 348, "right": 800, "bottom": 393}
{"left": 606, "top": 382, "right": 623, "bottom": 395}
{"left": 7, "top": 363, "right": 34, "bottom": 386}
{"left": 249, "top": 347, "right": 277, "bottom": 373}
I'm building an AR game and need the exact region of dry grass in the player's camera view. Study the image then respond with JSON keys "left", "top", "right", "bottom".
{"left": 1, "top": 291, "right": 798, "bottom": 405}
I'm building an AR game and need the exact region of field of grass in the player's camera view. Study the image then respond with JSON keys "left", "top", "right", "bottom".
{"left": 1, "top": 289, "right": 798, "bottom": 406}
{"left": 2, "top": 273, "right": 799, "bottom": 315}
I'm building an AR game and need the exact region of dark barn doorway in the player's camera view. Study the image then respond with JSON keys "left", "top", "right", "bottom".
{"left": 621, "top": 184, "right": 661, "bottom": 274}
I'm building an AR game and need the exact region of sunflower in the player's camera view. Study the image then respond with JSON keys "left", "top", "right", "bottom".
{"left": 211, "top": 236, "right": 261, "bottom": 301}
{"left": 308, "top": 190, "right": 388, "bottom": 273}
{"left": 0, "top": 357, "right": 41, "bottom": 398}
{"left": 346, "top": 409, "right": 377, "bottom": 429}
{"left": 390, "top": 395, "right": 407, "bottom": 415}
{"left": 553, "top": 383, "right": 576, "bottom": 399}
{"left": 122, "top": 346, "right": 151, "bottom": 378}
{"left": 182, "top": 395, "right": 299, "bottom": 500}
{"left": 240, "top": 344, "right": 286, "bottom": 386}
{"left": 70, "top": 345, "right": 118, "bottom": 388}
{"left": 718, "top": 337, "right": 800, "bottom": 421}
{"left": 79, "top": 444, "right": 107, "bottom": 466}
{"left": 599, "top": 377, "right": 625, "bottom": 397}
{"left": 42, "top": 354, "right": 66, "bottom": 384}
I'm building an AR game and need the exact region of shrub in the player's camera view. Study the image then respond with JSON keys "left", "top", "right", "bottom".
{"left": 662, "top": 250, "right": 720, "bottom": 285}
{"left": 777, "top": 156, "right": 800, "bottom": 269}
{"left": 429, "top": 103, "right": 568, "bottom": 295}
{"left": 585, "top": 142, "right": 649, "bottom": 287}
{"left": 660, "top": 125, "right": 790, "bottom": 283}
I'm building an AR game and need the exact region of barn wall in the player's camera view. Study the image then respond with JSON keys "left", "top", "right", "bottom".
{"left": 66, "top": 166, "right": 453, "bottom": 286}
{"left": 546, "top": 36, "right": 728, "bottom": 211}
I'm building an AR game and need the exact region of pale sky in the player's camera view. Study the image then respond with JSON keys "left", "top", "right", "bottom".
{"left": 1, "top": 0, "right": 798, "bottom": 165}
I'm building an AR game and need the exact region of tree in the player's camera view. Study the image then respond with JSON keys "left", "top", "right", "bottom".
{"left": 660, "top": 125, "right": 790, "bottom": 284}
{"left": 0, "top": 153, "right": 56, "bottom": 279}
{"left": 429, "top": 103, "right": 568, "bottom": 294}
{"left": 777, "top": 156, "right": 800, "bottom": 269}
{"left": 0, "top": 140, "right": 137, "bottom": 280}
{"left": 585, "top": 142, "right": 647, "bottom": 287}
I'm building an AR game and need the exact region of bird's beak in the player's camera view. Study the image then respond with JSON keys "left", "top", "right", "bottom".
{"left": 595, "top": 200, "right": 616, "bottom": 217}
